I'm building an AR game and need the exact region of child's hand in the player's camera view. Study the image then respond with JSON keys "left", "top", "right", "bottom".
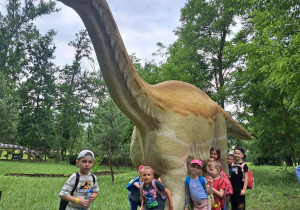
{"left": 240, "top": 189, "right": 246, "bottom": 196}
{"left": 206, "top": 176, "right": 213, "bottom": 183}
{"left": 89, "top": 192, "right": 98, "bottom": 202}
{"left": 78, "top": 197, "right": 90, "bottom": 208}
{"left": 185, "top": 207, "right": 188, "bottom": 210}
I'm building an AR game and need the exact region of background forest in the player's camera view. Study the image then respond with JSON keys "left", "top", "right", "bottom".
{"left": 0, "top": 0, "right": 299, "bottom": 166}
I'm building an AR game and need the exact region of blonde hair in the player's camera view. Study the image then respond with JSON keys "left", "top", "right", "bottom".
{"left": 139, "top": 166, "right": 154, "bottom": 182}
{"left": 208, "top": 160, "right": 222, "bottom": 170}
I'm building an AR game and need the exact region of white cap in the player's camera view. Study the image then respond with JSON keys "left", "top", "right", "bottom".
{"left": 77, "top": 150, "right": 94, "bottom": 160}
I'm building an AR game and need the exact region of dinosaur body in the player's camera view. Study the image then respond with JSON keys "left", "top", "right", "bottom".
{"left": 59, "top": 0, "right": 251, "bottom": 209}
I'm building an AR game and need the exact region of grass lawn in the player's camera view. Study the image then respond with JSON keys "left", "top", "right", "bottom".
{"left": 0, "top": 160, "right": 299, "bottom": 210}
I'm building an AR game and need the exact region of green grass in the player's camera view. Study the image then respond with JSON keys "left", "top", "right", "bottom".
{"left": 0, "top": 160, "right": 299, "bottom": 209}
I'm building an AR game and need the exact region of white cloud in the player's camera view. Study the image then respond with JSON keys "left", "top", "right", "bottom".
{"left": 33, "top": 0, "right": 187, "bottom": 66}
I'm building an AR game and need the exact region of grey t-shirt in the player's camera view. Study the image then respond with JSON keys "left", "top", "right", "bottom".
{"left": 60, "top": 172, "right": 99, "bottom": 210}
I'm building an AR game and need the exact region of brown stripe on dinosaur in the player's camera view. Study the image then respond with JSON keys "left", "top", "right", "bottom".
{"left": 154, "top": 102, "right": 166, "bottom": 112}
{"left": 133, "top": 78, "right": 141, "bottom": 89}
{"left": 174, "top": 109, "right": 189, "bottom": 116}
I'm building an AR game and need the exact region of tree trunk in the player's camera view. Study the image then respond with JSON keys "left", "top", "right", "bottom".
{"left": 108, "top": 139, "right": 114, "bottom": 183}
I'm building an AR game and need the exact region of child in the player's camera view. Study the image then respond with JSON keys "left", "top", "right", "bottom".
{"left": 203, "top": 147, "right": 221, "bottom": 176}
{"left": 209, "top": 147, "right": 221, "bottom": 162}
{"left": 140, "top": 166, "right": 174, "bottom": 210}
{"left": 60, "top": 150, "right": 99, "bottom": 210}
{"left": 185, "top": 159, "right": 213, "bottom": 210}
{"left": 207, "top": 161, "right": 225, "bottom": 210}
{"left": 230, "top": 147, "right": 248, "bottom": 210}
{"left": 227, "top": 154, "right": 234, "bottom": 178}
{"left": 127, "top": 165, "right": 144, "bottom": 210}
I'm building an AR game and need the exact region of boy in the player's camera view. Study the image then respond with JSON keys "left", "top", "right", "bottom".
{"left": 60, "top": 150, "right": 99, "bottom": 210}
{"left": 207, "top": 161, "right": 225, "bottom": 210}
{"left": 227, "top": 154, "right": 234, "bottom": 178}
{"left": 230, "top": 147, "right": 248, "bottom": 210}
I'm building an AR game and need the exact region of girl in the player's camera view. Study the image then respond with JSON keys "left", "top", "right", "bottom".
{"left": 230, "top": 147, "right": 248, "bottom": 210}
{"left": 207, "top": 161, "right": 226, "bottom": 210}
{"left": 185, "top": 159, "right": 213, "bottom": 210}
{"left": 140, "top": 166, "right": 174, "bottom": 210}
{"left": 202, "top": 147, "right": 221, "bottom": 176}
{"left": 209, "top": 147, "right": 221, "bottom": 162}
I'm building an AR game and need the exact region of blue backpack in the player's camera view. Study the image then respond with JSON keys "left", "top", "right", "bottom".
{"left": 296, "top": 165, "right": 300, "bottom": 184}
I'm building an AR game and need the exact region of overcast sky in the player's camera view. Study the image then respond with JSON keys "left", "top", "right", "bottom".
{"left": 30, "top": 0, "right": 187, "bottom": 66}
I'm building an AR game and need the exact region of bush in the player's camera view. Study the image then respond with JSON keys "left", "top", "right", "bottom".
{"left": 68, "top": 155, "right": 77, "bottom": 165}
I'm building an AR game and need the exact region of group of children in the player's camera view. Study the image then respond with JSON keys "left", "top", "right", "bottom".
{"left": 59, "top": 147, "right": 248, "bottom": 210}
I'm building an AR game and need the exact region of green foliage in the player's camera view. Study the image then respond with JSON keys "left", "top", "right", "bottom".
{"left": 227, "top": 0, "right": 300, "bottom": 166}
{"left": 0, "top": 72, "right": 19, "bottom": 144}
{"left": 92, "top": 98, "right": 132, "bottom": 166}
{"left": 91, "top": 156, "right": 104, "bottom": 173}
{"left": 68, "top": 155, "right": 77, "bottom": 165}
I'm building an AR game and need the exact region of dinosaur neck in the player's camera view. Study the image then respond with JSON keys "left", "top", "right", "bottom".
{"left": 60, "top": 0, "right": 155, "bottom": 130}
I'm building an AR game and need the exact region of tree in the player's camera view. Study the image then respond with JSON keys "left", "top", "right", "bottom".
{"left": 92, "top": 98, "right": 132, "bottom": 182}
{"left": 0, "top": 71, "right": 19, "bottom": 143}
{"left": 17, "top": 29, "right": 58, "bottom": 158}
{"left": 228, "top": 0, "right": 300, "bottom": 165}
{"left": 0, "top": 0, "right": 59, "bottom": 85}
{"left": 55, "top": 30, "right": 95, "bottom": 161}
{"left": 161, "top": 0, "right": 251, "bottom": 108}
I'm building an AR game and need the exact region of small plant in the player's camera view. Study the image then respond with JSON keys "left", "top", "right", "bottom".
{"left": 92, "top": 156, "right": 104, "bottom": 173}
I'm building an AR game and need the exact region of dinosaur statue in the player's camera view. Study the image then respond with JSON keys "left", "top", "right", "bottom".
{"left": 59, "top": 0, "right": 251, "bottom": 209}
{"left": 0, "top": 143, "right": 44, "bottom": 161}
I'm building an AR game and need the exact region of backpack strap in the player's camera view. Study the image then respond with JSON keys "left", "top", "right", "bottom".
{"left": 140, "top": 182, "right": 145, "bottom": 208}
{"left": 71, "top": 172, "right": 80, "bottom": 195}
{"left": 91, "top": 173, "right": 96, "bottom": 184}
{"left": 199, "top": 176, "right": 207, "bottom": 194}
{"left": 151, "top": 179, "right": 164, "bottom": 198}
{"left": 185, "top": 177, "right": 191, "bottom": 208}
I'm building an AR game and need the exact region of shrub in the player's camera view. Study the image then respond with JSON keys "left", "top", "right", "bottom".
{"left": 68, "top": 155, "right": 77, "bottom": 165}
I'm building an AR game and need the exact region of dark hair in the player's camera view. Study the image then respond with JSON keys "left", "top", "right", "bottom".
{"left": 228, "top": 154, "right": 234, "bottom": 157}
{"left": 210, "top": 147, "right": 221, "bottom": 160}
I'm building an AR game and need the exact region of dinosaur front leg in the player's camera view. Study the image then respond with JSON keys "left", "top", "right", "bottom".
{"left": 159, "top": 165, "right": 187, "bottom": 210}
{"left": 130, "top": 127, "right": 145, "bottom": 168}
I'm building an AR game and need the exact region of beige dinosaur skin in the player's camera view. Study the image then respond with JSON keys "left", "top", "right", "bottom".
{"left": 59, "top": 0, "right": 251, "bottom": 209}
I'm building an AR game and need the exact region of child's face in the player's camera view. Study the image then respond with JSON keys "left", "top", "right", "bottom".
{"left": 76, "top": 157, "right": 94, "bottom": 175}
{"left": 207, "top": 164, "right": 220, "bottom": 178}
{"left": 142, "top": 169, "right": 153, "bottom": 184}
{"left": 210, "top": 150, "right": 218, "bottom": 160}
{"left": 234, "top": 149, "right": 244, "bottom": 162}
{"left": 190, "top": 163, "right": 201, "bottom": 175}
{"left": 227, "top": 156, "right": 234, "bottom": 165}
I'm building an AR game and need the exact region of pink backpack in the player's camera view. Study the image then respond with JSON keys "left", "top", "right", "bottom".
{"left": 220, "top": 170, "right": 233, "bottom": 195}
{"left": 139, "top": 179, "right": 166, "bottom": 207}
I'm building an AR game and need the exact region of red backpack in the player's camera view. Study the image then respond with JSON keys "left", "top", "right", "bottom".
{"left": 241, "top": 163, "right": 254, "bottom": 189}
{"left": 220, "top": 170, "right": 233, "bottom": 195}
